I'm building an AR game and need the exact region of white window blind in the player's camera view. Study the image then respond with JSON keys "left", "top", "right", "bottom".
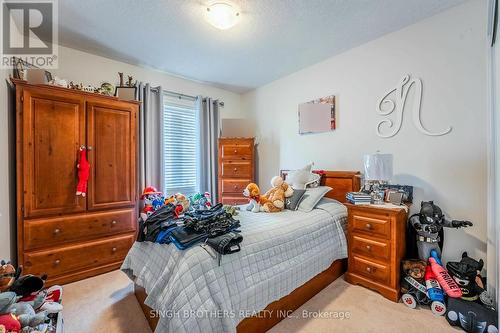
{"left": 163, "top": 96, "right": 199, "bottom": 196}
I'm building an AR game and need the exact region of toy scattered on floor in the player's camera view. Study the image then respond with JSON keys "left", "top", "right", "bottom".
{"left": 189, "top": 192, "right": 212, "bottom": 211}
{"left": 0, "top": 262, "right": 19, "bottom": 292}
{"left": 446, "top": 297, "right": 498, "bottom": 333}
{"left": 9, "top": 272, "right": 47, "bottom": 298}
{"left": 429, "top": 251, "right": 462, "bottom": 299}
{"left": 424, "top": 264, "right": 447, "bottom": 316}
{"left": 408, "top": 201, "right": 472, "bottom": 261}
{"left": 400, "top": 259, "right": 431, "bottom": 309}
{"left": 75, "top": 146, "right": 90, "bottom": 197}
{"left": 243, "top": 183, "right": 262, "bottom": 213}
{"left": 446, "top": 252, "right": 485, "bottom": 302}
{"left": 0, "top": 313, "right": 20, "bottom": 333}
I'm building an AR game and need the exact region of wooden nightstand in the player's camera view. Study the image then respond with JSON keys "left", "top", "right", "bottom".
{"left": 344, "top": 203, "right": 408, "bottom": 302}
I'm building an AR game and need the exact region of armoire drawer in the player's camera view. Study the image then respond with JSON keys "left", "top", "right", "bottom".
{"left": 23, "top": 234, "right": 135, "bottom": 278}
{"left": 24, "top": 209, "right": 136, "bottom": 250}
{"left": 221, "top": 161, "right": 252, "bottom": 178}
{"left": 221, "top": 179, "right": 252, "bottom": 195}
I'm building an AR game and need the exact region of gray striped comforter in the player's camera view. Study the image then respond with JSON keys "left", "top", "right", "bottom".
{"left": 121, "top": 198, "right": 348, "bottom": 333}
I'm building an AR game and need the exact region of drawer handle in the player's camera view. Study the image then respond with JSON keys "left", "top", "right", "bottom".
{"left": 365, "top": 245, "right": 371, "bottom": 251}
{"left": 233, "top": 168, "right": 238, "bottom": 172}
{"left": 53, "top": 228, "right": 61, "bottom": 235}
{"left": 54, "top": 259, "right": 61, "bottom": 265}
{"left": 233, "top": 185, "right": 238, "bottom": 190}
{"left": 366, "top": 266, "right": 373, "bottom": 273}
{"left": 112, "top": 247, "right": 117, "bottom": 252}
{"left": 365, "top": 223, "right": 372, "bottom": 230}
{"left": 233, "top": 149, "right": 238, "bottom": 153}
{"left": 111, "top": 220, "right": 117, "bottom": 225}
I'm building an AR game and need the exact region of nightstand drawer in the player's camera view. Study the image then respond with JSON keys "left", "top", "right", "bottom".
{"left": 351, "top": 235, "right": 390, "bottom": 261}
{"left": 351, "top": 214, "right": 391, "bottom": 239}
{"left": 351, "top": 255, "right": 390, "bottom": 284}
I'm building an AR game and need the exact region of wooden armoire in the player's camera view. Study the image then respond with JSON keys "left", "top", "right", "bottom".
{"left": 218, "top": 138, "right": 255, "bottom": 205}
{"left": 13, "top": 79, "right": 139, "bottom": 286}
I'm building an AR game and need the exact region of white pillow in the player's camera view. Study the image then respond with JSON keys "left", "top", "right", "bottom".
{"left": 297, "top": 186, "right": 332, "bottom": 212}
{"left": 287, "top": 163, "right": 321, "bottom": 190}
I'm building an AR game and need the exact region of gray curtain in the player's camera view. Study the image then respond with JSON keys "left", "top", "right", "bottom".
{"left": 197, "top": 97, "right": 221, "bottom": 203}
{"left": 138, "top": 83, "right": 164, "bottom": 193}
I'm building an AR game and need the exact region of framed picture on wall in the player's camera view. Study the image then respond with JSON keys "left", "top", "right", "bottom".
{"left": 298, "top": 95, "right": 336, "bottom": 135}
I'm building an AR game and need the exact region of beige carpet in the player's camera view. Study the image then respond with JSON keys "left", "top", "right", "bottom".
{"left": 63, "top": 270, "right": 458, "bottom": 333}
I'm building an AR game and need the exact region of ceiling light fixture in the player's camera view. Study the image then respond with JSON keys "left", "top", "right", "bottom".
{"left": 205, "top": 2, "right": 240, "bottom": 30}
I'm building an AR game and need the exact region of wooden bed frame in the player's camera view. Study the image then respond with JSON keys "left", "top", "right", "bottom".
{"left": 134, "top": 171, "right": 361, "bottom": 333}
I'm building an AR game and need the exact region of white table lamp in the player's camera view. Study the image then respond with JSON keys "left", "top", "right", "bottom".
{"left": 363, "top": 153, "right": 393, "bottom": 204}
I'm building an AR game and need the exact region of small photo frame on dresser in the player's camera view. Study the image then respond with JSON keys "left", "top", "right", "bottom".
{"left": 386, "top": 190, "right": 403, "bottom": 205}
{"left": 115, "top": 86, "right": 137, "bottom": 101}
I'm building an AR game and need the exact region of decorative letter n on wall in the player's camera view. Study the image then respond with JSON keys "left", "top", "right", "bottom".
{"left": 376, "top": 74, "right": 452, "bottom": 138}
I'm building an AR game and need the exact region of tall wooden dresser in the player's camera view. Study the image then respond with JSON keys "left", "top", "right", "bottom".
{"left": 13, "top": 79, "right": 138, "bottom": 286}
{"left": 218, "top": 138, "right": 255, "bottom": 205}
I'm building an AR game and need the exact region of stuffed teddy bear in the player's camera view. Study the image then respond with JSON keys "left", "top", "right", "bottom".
{"left": 260, "top": 176, "right": 294, "bottom": 213}
{"left": 400, "top": 259, "right": 430, "bottom": 309}
{"left": 0, "top": 262, "right": 18, "bottom": 292}
{"left": 243, "top": 183, "right": 262, "bottom": 213}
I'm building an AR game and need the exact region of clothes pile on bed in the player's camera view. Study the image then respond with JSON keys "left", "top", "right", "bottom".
{"left": 137, "top": 202, "right": 243, "bottom": 256}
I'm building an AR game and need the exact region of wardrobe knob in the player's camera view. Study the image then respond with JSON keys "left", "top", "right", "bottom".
{"left": 366, "top": 245, "right": 371, "bottom": 251}
{"left": 111, "top": 220, "right": 117, "bottom": 225}
{"left": 233, "top": 168, "right": 238, "bottom": 172}
{"left": 53, "top": 228, "right": 60, "bottom": 235}
{"left": 233, "top": 149, "right": 237, "bottom": 153}
{"left": 366, "top": 267, "right": 372, "bottom": 273}
{"left": 54, "top": 260, "right": 61, "bottom": 265}
{"left": 233, "top": 185, "right": 238, "bottom": 190}
{"left": 365, "top": 223, "right": 372, "bottom": 230}
{"left": 112, "top": 247, "right": 117, "bottom": 253}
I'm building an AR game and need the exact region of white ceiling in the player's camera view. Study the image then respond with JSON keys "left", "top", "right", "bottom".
{"left": 58, "top": 0, "right": 466, "bottom": 93}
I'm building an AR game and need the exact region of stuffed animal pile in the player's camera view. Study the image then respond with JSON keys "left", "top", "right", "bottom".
{"left": 243, "top": 176, "right": 293, "bottom": 213}
{"left": 139, "top": 187, "right": 223, "bottom": 222}
{"left": 0, "top": 261, "right": 63, "bottom": 333}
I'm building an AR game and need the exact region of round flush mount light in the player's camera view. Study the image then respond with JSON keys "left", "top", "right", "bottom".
{"left": 205, "top": 2, "right": 240, "bottom": 30}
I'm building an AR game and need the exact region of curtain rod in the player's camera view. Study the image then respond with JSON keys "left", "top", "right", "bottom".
{"left": 158, "top": 88, "right": 224, "bottom": 107}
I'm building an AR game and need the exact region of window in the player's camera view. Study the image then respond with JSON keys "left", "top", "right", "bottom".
{"left": 163, "top": 95, "right": 199, "bottom": 196}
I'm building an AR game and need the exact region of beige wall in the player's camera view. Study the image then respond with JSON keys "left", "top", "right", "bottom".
{"left": 54, "top": 45, "right": 243, "bottom": 118}
{"left": 0, "top": 69, "right": 13, "bottom": 261}
{"left": 242, "top": 0, "right": 488, "bottom": 265}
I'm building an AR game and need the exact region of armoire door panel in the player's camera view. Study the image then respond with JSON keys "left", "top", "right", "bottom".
{"left": 23, "top": 89, "right": 86, "bottom": 218}
{"left": 87, "top": 101, "right": 136, "bottom": 210}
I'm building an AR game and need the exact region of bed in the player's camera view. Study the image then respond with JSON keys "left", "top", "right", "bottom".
{"left": 123, "top": 171, "right": 361, "bottom": 333}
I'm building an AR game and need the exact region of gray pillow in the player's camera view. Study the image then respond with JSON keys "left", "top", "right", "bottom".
{"left": 285, "top": 189, "right": 306, "bottom": 210}
{"left": 297, "top": 186, "right": 332, "bottom": 212}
